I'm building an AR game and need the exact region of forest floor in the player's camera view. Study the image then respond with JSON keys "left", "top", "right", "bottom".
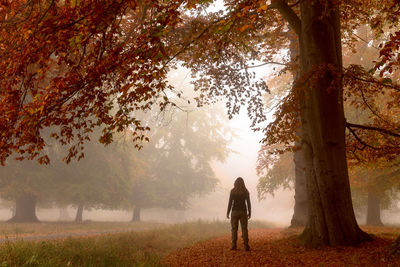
{"left": 163, "top": 226, "right": 400, "bottom": 267}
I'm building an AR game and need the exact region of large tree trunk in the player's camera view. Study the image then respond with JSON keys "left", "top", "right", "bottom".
{"left": 8, "top": 193, "right": 39, "bottom": 222}
{"left": 296, "top": 1, "right": 370, "bottom": 246}
{"left": 288, "top": 28, "right": 308, "bottom": 228}
{"left": 131, "top": 206, "right": 141, "bottom": 222}
{"left": 366, "top": 192, "right": 383, "bottom": 226}
{"left": 75, "top": 204, "right": 83, "bottom": 223}
{"left": 290, "top": 144, "right": 308, "bottom": 227}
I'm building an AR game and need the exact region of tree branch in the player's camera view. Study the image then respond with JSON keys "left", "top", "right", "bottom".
{"left": 289, "top": 1, "right": 301, "bottom": 7}
{"left": 346, "top": 122, "right": 400, "bottom": 139}
{"left": 241, "top": 61, "right": 288, "bottom": 70}
{"left": 358, "top": 86, "right": 391, "bottom": 125}
{"left": 346, "top": 124, "right": 377, "bottom": 150}
{"left": 269, "top": 0, "right": 301, "bottom": 36}
{"left": 346, "top": 73, "right": 400, "bottom": 92}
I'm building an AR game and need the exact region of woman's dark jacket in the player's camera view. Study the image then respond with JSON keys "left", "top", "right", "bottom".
{"left": 227, "top": 190, "right": 251, "bottom": 217}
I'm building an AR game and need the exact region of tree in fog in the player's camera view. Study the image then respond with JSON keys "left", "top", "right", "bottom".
{"left": 350, "top": 162, "right": 400, "bottom": 226}
{"left": 52, "top": 136, "right": 135, "bottom": 223}
{"left": 0, "top": 137, "right": 66, "bottom": 222}
{"left": 130, "top": 107, "right": 231, "bottom": 221}
{"left": 0, "top": 133, "right": 135, "bottom": 223}
{"left": 0, "top": 159, "right": 57, "bottom": 222}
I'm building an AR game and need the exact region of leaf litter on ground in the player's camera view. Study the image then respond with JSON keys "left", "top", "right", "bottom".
{"left": 163, "top": 227, "right": 400, "bottom": 267}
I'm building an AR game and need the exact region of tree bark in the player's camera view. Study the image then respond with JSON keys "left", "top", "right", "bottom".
{"left": 366, "top": 192, "right": 383, "bottom": 226}
{"left": 131, "top": 206, "right": 141, "bottom": 222}
{"left": 287, "top": 27, "right": 308, "bottom": 228}
{"left": 75, "top": 204, "right": 84, "bottom": 223}
{"left": 290, "top": 143, "right": 308, "bottom": 227}
{"left": 295, "top": 1, "right": 370, "bottom": 246}
{"left": 8, "top": 193, "right": 39, "bottom": 222}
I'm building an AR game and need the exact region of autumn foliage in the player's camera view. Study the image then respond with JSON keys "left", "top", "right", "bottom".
{"left": 0, "top": 0, "right": 184, "bottom": 164}
{"left": 1, "top": 0, "right": 399, "bottom": 166}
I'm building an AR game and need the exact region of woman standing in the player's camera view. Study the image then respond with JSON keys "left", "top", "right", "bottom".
{"left": 226, "top": 177, "right": 251, "bottom": 251}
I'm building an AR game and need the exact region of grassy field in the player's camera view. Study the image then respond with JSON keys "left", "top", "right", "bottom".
{"left": 0, "top": 221, "right": 165, "bottom": 238}
{"left": 0, "top": 220, "right": 272, "bottom": 266}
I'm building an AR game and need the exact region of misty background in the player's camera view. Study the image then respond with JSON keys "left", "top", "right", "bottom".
{"left": 1, "top": 65, "right": 399, "bottom": 227}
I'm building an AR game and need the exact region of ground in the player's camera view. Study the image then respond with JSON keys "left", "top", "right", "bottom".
{"left": 163, "top": 227, "right": 400, "bottom": 266}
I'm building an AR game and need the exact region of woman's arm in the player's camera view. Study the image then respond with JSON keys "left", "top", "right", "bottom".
{"left": 226, "top": 193, "right": 233, "bottom": 219}
{"left": 246, "top": 194, "right": 251, "bottom": 219}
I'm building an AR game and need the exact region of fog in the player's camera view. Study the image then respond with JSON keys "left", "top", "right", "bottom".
{"left": 186, "top": 112, "right": 294, "bottom": 226}
{"left": 2, "top": 66, "right": 397, "bottom": 228}
{"left": 0, "top": 109, "right": 294, "bottom": 226}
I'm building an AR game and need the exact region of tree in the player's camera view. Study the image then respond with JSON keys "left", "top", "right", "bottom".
{"left": 261, "top": 1, "right": 398, "bottom": 245}
{"left": 52, "top": 136, "right": 135, "bottom": 222}
{"left": 350, "top": 161, "right": 400, "bottom": 226}
{"left": 0, "top": 157, "right": 58, "bottom": 222}
{"left": 258, "top": 23, "right": 399, "bottom": 230}
{"left": 129, "top": 106, "right": 231, "bottom": 221}
{"left": 0, "top": 131, "right": 134, "bottom": 222}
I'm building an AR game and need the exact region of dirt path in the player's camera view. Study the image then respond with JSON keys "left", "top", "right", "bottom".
{"left": 163, "top": 228, "right": 400, "bottom": 266}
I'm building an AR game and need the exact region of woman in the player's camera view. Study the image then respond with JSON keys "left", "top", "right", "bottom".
{"left": 226, "top": 177, "right": 251, "bottom": 251}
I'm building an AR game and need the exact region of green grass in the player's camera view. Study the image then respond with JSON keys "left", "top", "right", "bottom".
{"left": 0, "top": 221, "right": 164, "bottom": 237}
{"left": 0, "top": 220, "right": 272, "bottom": 266}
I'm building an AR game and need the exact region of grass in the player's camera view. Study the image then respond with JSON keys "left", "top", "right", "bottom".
{"left": 0, "top": 220, "right": 273, "bottom": 266}
{"left": 0, "top": 221, "right": 165, "bottom": 237}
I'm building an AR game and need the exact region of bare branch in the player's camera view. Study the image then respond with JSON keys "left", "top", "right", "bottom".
{"left": 358, "top": 86, "right": 391, "bottom": 125}
{"left": 346, "top": 73, "right": 400, "bottom": 92}
{"left": 242, "top": 61, "right": 288, "bottom": 70}
{"left": 289, "top": 1, "right": 300, "bottom": 7}
{"left": 346, "top": 122, "right": 400, "bottom": 139}
{"left": 346, "top": 124, "right": 378, "bottom": 150}
{"left": 353, "top": 33, "right": 380, "bottom": 50}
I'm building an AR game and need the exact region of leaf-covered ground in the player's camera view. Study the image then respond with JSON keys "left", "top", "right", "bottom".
{"left": 163, "top": 227, "right": 400, "bottom": 266}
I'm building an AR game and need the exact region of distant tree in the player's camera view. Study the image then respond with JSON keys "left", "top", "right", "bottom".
{"left": 52, "top": 136, "right": 136, "bottom": 223}
{"left": 130, "top": 107, "right": 231, "bottom": 221}
{"left": 350, "top": 160, "right": 400, "bottom": 226}
{"left": 0, "top": 156, "right": 58, "bottom": 222}
{"left": 0, "top": 131, "right": 135, "bottom": 223}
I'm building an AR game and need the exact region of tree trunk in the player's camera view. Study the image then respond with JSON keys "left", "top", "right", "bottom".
{"left": 288, "top": 28, "right": 308, "bottom": 228}
{"left": 366, "top": 192, "right": 383, "bottom": 226}
{"left": 295, "top": 2, "right": 370, "bottom": 246}
{"left": 8, "top": 193, "right": 39, "bottom": 222}
{"left": 290, "top": 144, "right": 308, "bottom": 227}
{"left": 131, "top": 206, "right": 141, "bottom": 222}
{"left": 75, "top": 204, "right": 83, "bottom": 223}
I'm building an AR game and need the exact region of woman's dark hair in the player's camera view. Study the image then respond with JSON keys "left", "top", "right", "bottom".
{"left": 231, "top": 177, "right": 249, "bottom": 195}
